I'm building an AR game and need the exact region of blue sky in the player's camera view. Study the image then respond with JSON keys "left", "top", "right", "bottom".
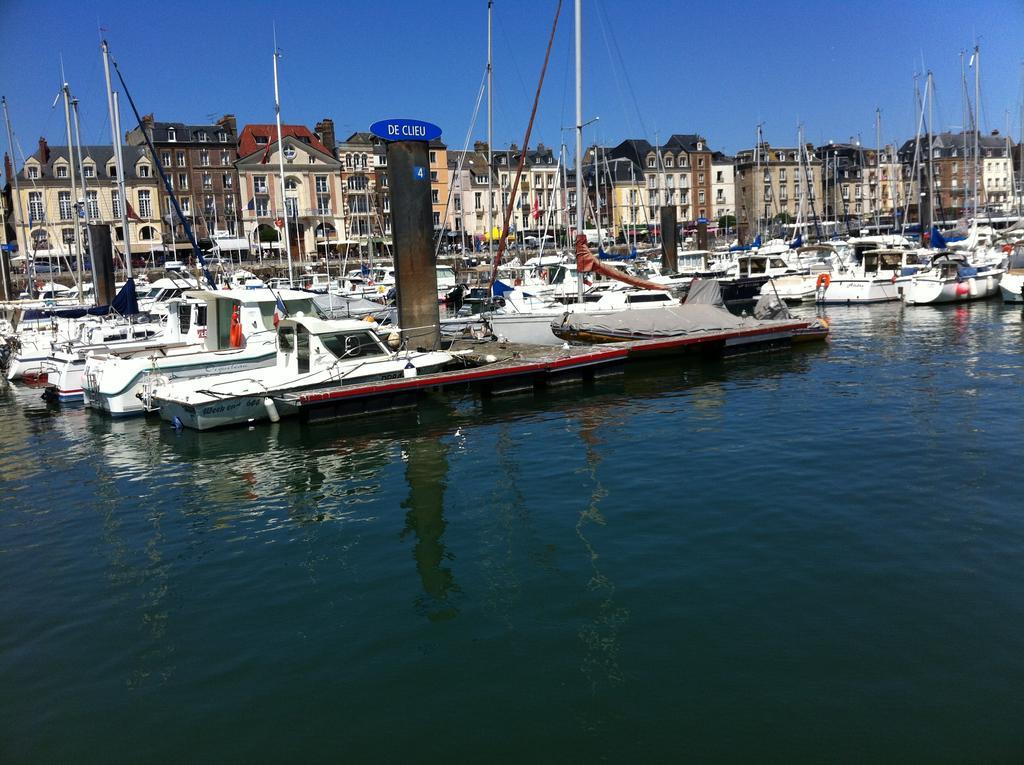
{"left": 2, "top": 0, "right": 1022, "bottom": 165}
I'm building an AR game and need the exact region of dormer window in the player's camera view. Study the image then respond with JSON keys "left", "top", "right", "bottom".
{"left": 219, "top": 132, "right": 227, "bottom": 143}
{"left": 138, "top": 164, "right": 150, "bottom": 178}
{"left": 665, "top": 156, "right": 673, "bottom": 168}
{"left": 27, "top": 165, "right": 39, "bottom": 179}
{"left": 108, "top": 164, "right": 118, "bottom": 178}
{"left": 647, "top": 156, "right": 656, "bottom": 168}
{"left": 255, "top": 135, "right": 269, "bottom": 145}
{"left": 83, "top": 164, "right": 94, "bottom": 178}
{"left": 56, "top": 164, "right": 68, "bottom": 178}
{"left": 198, "top": 130, "right": 208, "bottom": 142}
{"left": 167, "top": 127, "right": 176, "bottom": 142}
{"left": 697, "top": 141, "right": 704, "bottom": 150}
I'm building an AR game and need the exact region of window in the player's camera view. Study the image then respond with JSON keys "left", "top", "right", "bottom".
{"left": 176, "top": 151, "right": 185, "bottom": 167}
{"left": 62, "top": 227, "right": 74, "bottom": 244}
{"left": 27, "top": 165, "right": 39, "bottom": 179}
{"left": 138, "top": 190, "right": 152, "bottom": 218}
{"left": 698, "top": 173, "right": 705, "bottom": 184}
{"left": 665, "top": 156, "right": 674, "bottom": 168}
{"left": 58, "top": 191, "right": 72, "bottom": 219}
{"left": 138, "top": 164, "right": 150, "bottom": 178}
{"left": 698, "top": 190, "right": 705, "bottom": 204}
{"left": 167, "top": 128, "right": 176, "bottom": 142}
{"left": 161, "top": 152, "right": 171, "bottom": 166}
{"left": 222, "top": 173, "right": 233, "bottom": 188}
{"left": 431, "top": 189, "right": 440, "bottom": 204}
{"left": 255, "top": 196, "right": 269, "bottom": 216}
{"left": 83, "top": 164, "right": 94, "bottom": 178}
{"left": 432, "top": 211, "right": 440, "bottom": 226}
{"left": 32, "top": 229, "right": 48, "bottom": 247}
{"left": 429, "top": 151, "right": 436, "bottom": 163}
{"left": 430, "top": 171, "right": 438, "bottom": 182}
{"left": 285, "top": 177, "right": 298, "bottom": 191}
{"left": 255, "top": 135, "right": 269, "bottom": 145}
{"left": 779, "top": 169, "right": 787, "bottom": 182}
{"left": 112, "top": 189, "right": 120, "bottom": 218}
{"left": 315, "top": 175, "right": 328, "bottom": 193}
{"left": 254, "top": 175, "right": 268, "bottom": 193}
{"left": 202, "top": 173, "right": 212, "bottom": 189}
{"left": 198, "top": 131, "right": 208, "bottom": 142}
{"left": 178, "top": 173, "right": 188, "bottom": 189}
{"left": 56, "top": 164, "right": 68, "bottom": 178}
{"left": 320, "top": 332, "right": 385, "bottom": 359}
{"left": 474, "top": 191, "right": 482, "bottom": 210}
{"left": 86, "top": 190, "right": 99, "bottom": 218}
{"left": 219, "top": 132, "right": 227, "bottom": 143}
{"left": 285, "top": 197, "right": 297, "bottom": 217}
{"left": 108, "top": 165, "right": 117, "bottom": 178}
{"left": 647, "top": 157, "right": 656, "bottom": 168}
{"left": 199, "top": 149, "right": 209, "bottom": 165}
{"left": 221, "top": 150, "right": 230, "bottom": 165}
{"left": 316, "top": 194, "right": 330, "bottom": 215}
{"left": 698, "top": 157, "right": 705, "bottom": 168}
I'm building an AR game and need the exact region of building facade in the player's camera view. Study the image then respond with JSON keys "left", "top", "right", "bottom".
{"left": 734, "top": 143, "right": 823, "bottom": 241}
{"left": 711, "top": 152, "right": 735, "bottom": 224}
{"left": 126, "top": 114, "right": 243, "bottom": 249}
{"left": 235, "top": 123, "right": 344, "bottom": 261}
{"left": 14, "top": 138, "right": 162, "bottom": 263}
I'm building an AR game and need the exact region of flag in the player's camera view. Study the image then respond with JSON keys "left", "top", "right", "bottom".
{"left": 752, "top": 234, "right": 762, "bottom": 248}
{"left": 789, "top": 233, "right": 803, "bottom": 249}
{"left": 929, "top": 225, "right": 947, "bottom": 250}
{"left": 274, "top": 217, "right": 284, "bottom": 228}
{"left": 247, "top": 197, "right": 255, "bottom": 211}
{"left": 531, "top": 197, "right": 540, "bottom": 220}
{"left": 126, "top": 201, "right": 142, "bottom": 221}
{"left": 273, "top": 293, "right": 287, "bottom": 327}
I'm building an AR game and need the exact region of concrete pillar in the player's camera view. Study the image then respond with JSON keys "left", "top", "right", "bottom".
{"left": 387, "top": 140, "right": 440, "bottom": 350}
{"left": 696, "top": 218, "right": 709, "bottom": 251}
{"left": 660, "top": 206, "right": 677, "bottom": 273}
{"left": 0, "top": 243, "right": 11, "bottom": 301}
{"left": 89, "top": 224, "right": 116, "bottom": 306}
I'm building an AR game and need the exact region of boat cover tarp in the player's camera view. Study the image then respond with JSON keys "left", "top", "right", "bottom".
{"left": 110, "top": 278, "right": 140, "bottom": 316}
{"left": 552, "top": 303, "right": 755, "bottom": 340}
{"left": 312, "top": 293, "right": 392, "bottom": 321}
{"left": 684, "top": 278, "right": 726, "bottom": 308}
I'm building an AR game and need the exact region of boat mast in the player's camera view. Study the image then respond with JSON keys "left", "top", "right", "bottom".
{"left": 574, "top": 0, "right": 584, "bottom": 303}
{"left": 487, "top": 0, "right": 494, "bottom": 260}
{"left": 273, "top": 39, "right": 294, "bottom": 283}
{"left": 71, "top": 96, "right": 97, "bottom": 280}
{"left": 101, "top": 41, "right": 132, "bottom": 278}
{"left": 61, "top": 83, "right": 84, "bottom": 303}
{"left": 972, "top": 44, "right": 980, "bottom": 224}
{"left": 960, "top": 51, "right": 970, "bottom": 217}
{"left": 926, "top": 71, "right": 935, "bottom": 230}
{"left": 875, "top": 109, "right": 882, "bottom": 232}
{"left": 2, "top": 96, "right": 30, "bottom": 286}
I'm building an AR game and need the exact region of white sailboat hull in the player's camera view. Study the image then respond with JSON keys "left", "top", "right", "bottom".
{"left": 999, "top": 272, "right": 1024, "bottom": 303}
{"left": 817, "top": 277, "right": 899, "bottom": 304}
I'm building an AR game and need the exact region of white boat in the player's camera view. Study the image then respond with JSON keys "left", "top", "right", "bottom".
{"left": 998, "top": 246, "right": 1024, "bottom": 303}
{"left": 900, "top": 253, "right": 1003, "bottom": 306}
{"left": 150, "top": 315, "right": 452, "bottom": 430}
{"left": 817, "top": 249, "right": 923, "bottom": 304}
{"left": 759, "top": 244, "right": 848, "bottom": 303}
{"left": 82, "top": 288, "right": 317, "bottom": 416}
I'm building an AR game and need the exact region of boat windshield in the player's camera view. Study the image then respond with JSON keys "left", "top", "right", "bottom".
{"left": 320, "top": 331, "right": 386, "bottom": 359}
{"left": 257, "top": 298, "right": 317, "bottom": 330}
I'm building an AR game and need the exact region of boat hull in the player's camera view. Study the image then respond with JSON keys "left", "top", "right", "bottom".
{"left": 901, "top": 271, "right": 1002, "bottom": 305}
{"left": 817, "top": 278, "right": 899, "bottom": 304}
{"left": 999, "top": 273, "right": 1024, "bottom": 303}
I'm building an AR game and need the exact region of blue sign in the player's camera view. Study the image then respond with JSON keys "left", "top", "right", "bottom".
{"left": 370, "top": 118, "right": 442, "bottom": 143}
{"left": 413, "top": 166, "right": 426, "bottom": 180}
{"left": 697, "top": 217, "right": 709, "bottom": 225}
{"left": 1, "top": 243, "right": 16, "bottom": 252}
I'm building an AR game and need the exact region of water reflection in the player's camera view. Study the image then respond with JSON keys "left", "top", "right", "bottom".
{"left": 401, "top": 432, "right": 459, "bottom": 622}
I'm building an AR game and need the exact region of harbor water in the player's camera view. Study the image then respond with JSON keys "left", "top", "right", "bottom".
{"left": 2, "top": 301, "right": 1023, "bottom": 762}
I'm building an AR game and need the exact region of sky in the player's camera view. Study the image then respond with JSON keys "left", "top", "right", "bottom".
{"left": 1, "top": 0, "right": 1022, "bottom": 168}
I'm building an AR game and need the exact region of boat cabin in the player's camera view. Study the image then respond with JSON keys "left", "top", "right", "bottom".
{"left": 733, "top": 254, "right": 795, "bottom": 278}
{"left": 183, "top": 288, "right": 318, "bottom": 351}
{"left": 275, "top": 316, "right": 391, "bottom": 375}
{"left": 862, "top": 249, "right": 919, "bottom": 274}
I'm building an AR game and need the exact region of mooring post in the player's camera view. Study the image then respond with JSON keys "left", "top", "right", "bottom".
{"left": 386, "top": 140, "right": 440, "bottom": 350}
{"left": 660, "top": 206, "right": 677, "bottom": 273}
{"left": 89, "top": 224, "right": 116, "bottom": 306}
{"left": 696, "top": 216, "right": 709, "bottom": 251}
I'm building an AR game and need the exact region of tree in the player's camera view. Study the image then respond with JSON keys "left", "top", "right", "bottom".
{"left": 718, "top": 214, "right": 737, "bottom": 230}
{"left": 773, "top": 211, "right": 793, "bottom": 225}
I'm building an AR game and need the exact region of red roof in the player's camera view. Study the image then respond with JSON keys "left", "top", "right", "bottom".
{"left": 237, "top": 124, "right": 332, "bottom": 159}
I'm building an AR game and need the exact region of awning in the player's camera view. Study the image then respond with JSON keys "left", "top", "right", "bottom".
{"left": 212, "top": 236, "right": 250, "bottom": 250}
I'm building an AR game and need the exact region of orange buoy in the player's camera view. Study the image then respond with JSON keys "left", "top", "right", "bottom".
{"left": 816, "top": 273, "right": 831, "bottom": 289}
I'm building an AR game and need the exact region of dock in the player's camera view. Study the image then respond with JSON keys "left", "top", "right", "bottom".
{"left": 281, "top": 317, "right": 822, "bottom": 424}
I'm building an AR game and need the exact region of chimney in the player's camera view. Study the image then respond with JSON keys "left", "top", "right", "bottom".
{"left": 3, "top": 152, "right": 12, "bottom": 184}
{"left": 37, "top": 137, "right": 50, "bottom": 163}
{"left": 474, "top": 140, "right": 489, "bottom": 153}
{"left": 509, "top": 143, "right": 519, "bottom": 153}
{"left": 217, "top": 113, "right": 237, "bottom": 138}
{"left": 315, "top": 118, "right": 336, "bottom": 158}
